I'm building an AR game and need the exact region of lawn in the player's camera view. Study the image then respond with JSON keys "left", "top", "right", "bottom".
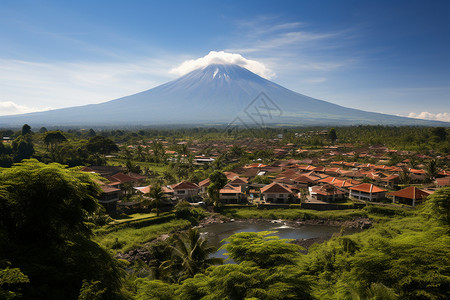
{"left": 109, "top": 212, "right": 157, "bottom": 224}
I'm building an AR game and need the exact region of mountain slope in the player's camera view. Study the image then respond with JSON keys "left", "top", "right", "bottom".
{"left": 0, "top": 64, "right": 445, "bottom": 127}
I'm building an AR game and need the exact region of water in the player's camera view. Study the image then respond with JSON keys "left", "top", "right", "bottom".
{"left": 199, "top": 220, "right": 360, "bottom": 262}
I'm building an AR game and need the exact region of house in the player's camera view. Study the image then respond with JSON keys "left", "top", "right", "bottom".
{"left": 388, "top": 186, "right": 430, "bottom": 207}
{"left": 349, "top": 183, "right": 387, "bottom": 201}
{"left": 309, "top": 184, "right": 346, "bottom": 202}
{"left": 171, "top": 181, "right": 200, "bottom": 200}
{"left": 134, "top": 185, "right": 175, "bottom": 198}
{"left": 381, "top": 174, "right": 400, "bottom": 188}
{"left": 228, "top": 177, "right": 248, "bottom": 193}
{"left": 219, "top": 184, "right": 246, "bottom": 204}
{"left": 98, "top": 184, "right": 121, "bottom": 214}
{"left": 260, "top": 182, "right": 293, "bottom": 203}
{"left": 198, "top": 178, "right": 211, "bottom": 193}
{"left": 105, "top": 172, "right": 144, "bottom": 189}
{"left": 435, "top": 177, "right": 450, "bottom": 187}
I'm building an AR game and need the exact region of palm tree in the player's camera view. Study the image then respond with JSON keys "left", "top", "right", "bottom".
{"left": 167, "top": 228, "right": 223, "bottom": 281}
{"left": 425, "top": 159, "right": 439, "bottom": 182}
{"left": 145, "top": 184, "right": 165, "bottom": 216}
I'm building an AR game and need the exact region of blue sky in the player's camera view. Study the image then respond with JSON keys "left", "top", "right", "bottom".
{"left": 0, "top": 0, "right": 449, "bottom": 121}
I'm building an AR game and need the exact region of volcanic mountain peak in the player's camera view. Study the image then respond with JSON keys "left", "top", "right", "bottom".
{"left": 0, "top": 63, "right": 447, "bottom": 127}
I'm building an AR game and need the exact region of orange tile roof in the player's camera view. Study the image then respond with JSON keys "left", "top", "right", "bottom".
{"left": 311, "top": 184, "right": 345, "bottom": 196}
{"left": 349, "top": 183, "right": 387, "bottom": 193}
{"left": 220, "top": 184, "right": 242, "bottom": 194}
{"left": 388, "top": 187, "right": 430, "bottom": 200}
{"left": 106, "top": 173, "right": 136, "bottom": 184}
{"left": 172, "top": 181, "right": 200, "bottom": 190}
{"left": 229, "top": 177, "right": 248, "bottom": 184}
{"left": 198, "top": 178, "right": 211, "bottom": 187}
{"left": 260, "top": 182, "right": 292, "bottom": 194}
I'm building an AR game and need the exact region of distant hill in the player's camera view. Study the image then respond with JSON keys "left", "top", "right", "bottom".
{"left": 0, "top": 64, "right": 447, "bottom": 127}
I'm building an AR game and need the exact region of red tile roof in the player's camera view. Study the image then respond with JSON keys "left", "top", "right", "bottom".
{"left": 220, "top": 184, "right": 242, "bottom": 194}
{"left": 311, "top": 184, "right": 345, "bottom": 196}
{"left": 198, "top": 178, "right": 211, "bottom": 187}
{"left": 229, "top": 177, "right": 248, "bottom": 184}
{"left": 388, "top": 187, "right": 430, "bottom": 200}
{"left": 349, "top": 183, "right": 387, "bottom": 193}
{"left": 106, "top": 173, "right": 136, "bottom": 184}
{"left": 172, "top": 181, "right": 200, "bottom": 190}
{"left": 260, "top": 182, "right": 293, "bottom": 194}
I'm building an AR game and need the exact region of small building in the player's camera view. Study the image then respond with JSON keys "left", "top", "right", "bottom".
{"left": 260, "top": 182, "right": 293, "bottom": 204}
{"left": 309, "top": 184, "right": 346, "bottom": 202}
{"left": 171, "top": 181, "right": 200, "bottom": 200}
{"left": 388, "top": 186, "right": 430, "bottom": 207}
{"left": 349, "top": 183, "right": 387, "bottom": 201}
{"left": 219, "top": 184, "right": 246, "bottom": 204}
{"left": 98, "top": 185, "right": 120, "bottom": 214}
{"left": 228, "top": 177, "right": 248, "bottom": 193}
{"left": 198, "top": 178, "right": 211, "bottom": 193}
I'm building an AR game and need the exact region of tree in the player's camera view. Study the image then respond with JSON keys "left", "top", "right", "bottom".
{"left": 38, "top": 127, "right": 47, "bottom": 133}
{"left": 145, "top": 184, "right": 165, "bottom": 216}
{"left": 176, "top": 231, "right": 312, "bottom": 300}
{"left": 0, "top": 159, "right": 125, "bottom": 299}
{"left": 165, "top": 229, "right": 223, "bottom": 281}
{"left": 425, "top": 159, "right": 439, "bottom": 182}
{"left": 423, "top": 187, "right": 450, "bottom": 225}
{"left": 21, "top": 124, "right": 31, "bottom": 136}
{"left": 222, "top": 231, "right": 303, "bottom": 268}
{"left": 430, "top": 127, "right": 447, "bottom": 142}
{"left": 207, "top": 171, "right": 228, "bottom": 207}
{"left": 86, "top": 136, "right": 119, "bottom": 156}
{"left": 87, "top": 128, "right": 96, "bottom": 137}
{"left": 11, "top": 135, "right": 34, "bottom": 162}
{"left": 43, "top": 131, "right": 67, "bottom": 161}
{"left": 328, "top": 128, "right": 338, "bottom": 144}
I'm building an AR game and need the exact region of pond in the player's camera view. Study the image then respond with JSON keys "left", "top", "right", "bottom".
{"left": 199, "top": 220, "right": 361, "bottom": 262}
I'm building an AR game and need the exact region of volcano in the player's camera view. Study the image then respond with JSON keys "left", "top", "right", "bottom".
{"left": 0, "top": 64, "right": 445, "bottom": 127}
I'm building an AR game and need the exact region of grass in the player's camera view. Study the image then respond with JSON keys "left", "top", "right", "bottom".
{"left": 221, "top": 207, "right": 368, "bottom": 221}
{"left": 94, "top": 217, "right": 192, "bottom": 254}
{"left": 109, "top": 212, "right": 157, "bottom": 224}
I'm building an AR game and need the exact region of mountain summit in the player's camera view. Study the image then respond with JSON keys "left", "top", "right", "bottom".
{"left": 0, "top": 63, "right": 445, "bottom": 127}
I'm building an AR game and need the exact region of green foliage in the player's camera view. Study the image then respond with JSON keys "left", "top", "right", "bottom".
{"left": 134, "top": 279, "right": 176, "bottom": 300}
{"left": 251, "top": 175, "right": 272, "bottom": 184}
{"left": 95, "top": 218, "right": 191, "bottom": 253}
{"left": 422, "top": 186, "right": 450, "bottom": 225}
{"left": 176, "top": 231, "right": 312, "bottom": 299}
{"left": 222, "top": 231, "right": 303, "bottom": 268}
{"left": 302, "top": 203, "right": 450, "bottom": 299}
{"left": 207, "top": 170, "right": 228, "bottom": 207}
{"left": 0, "top": 159, "right": 125, "bottom": 299}
{"left": 163, "top": 229, "right": 223, "bottom": 282}
{"left": 145, "top": 184, "right": 165, "bottom": 216}
{"left": 174, "top": 200, "right": 206, "bottom": 223}
{"left": 21, "top": 124, "right": 31, "bottom": 136}
{"left": 328, "top": 128, "right": 337, "bottom": 143}
{"left": 87, "top": 135, "right": 119, "bottom": 155}
{"left": 0, "top": 263, "right": 29, "bottom": 300}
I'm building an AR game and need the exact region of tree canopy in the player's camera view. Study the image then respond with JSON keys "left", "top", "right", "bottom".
{"left": 0, "top": 159, "right": 124, "bottom": 299}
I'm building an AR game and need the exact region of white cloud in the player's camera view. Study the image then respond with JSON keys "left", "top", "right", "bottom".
{"left": 0, "top": 58, "right": 175, "bottom": 112}
{"left": 170, "top": 51, "right": 275, "bottom": 79}
{"left": 408, "top": 111, "right": 450, "bottom": 122}
{"left": 0, "top": 101, "right": 51, "bottom": 116}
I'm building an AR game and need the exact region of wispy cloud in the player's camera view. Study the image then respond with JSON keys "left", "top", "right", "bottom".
{"left": 0, "top": 101, "right": 51, "bottom": 116}
{"left": 170, "top": 51, "right": 275, "bottom": 79}
{"left": 408, "top": 111, "right": 450, "bottom": 122}
{"left": 0, "top": 58, "right": 176, "bottom": 113}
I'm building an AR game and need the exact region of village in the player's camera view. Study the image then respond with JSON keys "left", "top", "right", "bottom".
{"left": 86, "top": 132, "right": 450, "bottom": 216}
